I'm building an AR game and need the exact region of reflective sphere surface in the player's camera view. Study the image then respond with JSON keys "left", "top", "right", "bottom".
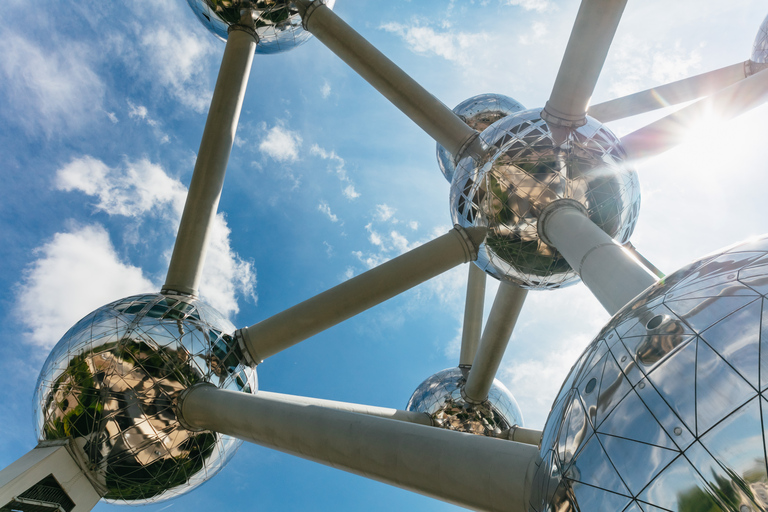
{"left": 450, "top": 108, "right": 640, "bottom": 289}
{"left": 186, "top": 0, "right": 336, "bottom": 54}
{"left": 752, "top": 13, "right": 768, "bottom": 63}
{"left": 34, "top": 293, "right": 257, "bottom": 504}
{"left": 406, "top": 367, "right": 523, "bottom": 437}
{"left": 532, "top": 235, "right": 768, "bottom": 511}
{"left": 436, "top": 93, "right": 525, "bottom": 183}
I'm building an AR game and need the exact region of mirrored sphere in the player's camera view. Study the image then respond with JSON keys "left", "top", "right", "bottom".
{"left": 751, "top": 13, "right": 768, "bottom": 63}
{"left": 186, "top": 0, "right": 336, "bottom": 54}
{"left": 436, "top": 93, "right": 525, "bottom": 183}
{"left": 450, "top": 108, "right": 640, "bottom": 289}
{"left": 406, "top": 367, "right": 523, "bottom": 437}
{"left": 531, "top": 234, "right": 768, "bottom": 511}
{"left": 34, "top": 293, "right": 257, "bottom": 504}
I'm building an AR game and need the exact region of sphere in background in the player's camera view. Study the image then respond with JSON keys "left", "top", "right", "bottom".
{"left": 436, "top": 93, "right": 525, "bottom": 183}
{"left": 450, "top": 108, "right": 640, "bottom": 289}
{"left": 406, "top": 367, "right": 523, "bottom": 437}
{"left": 34, "top": 293, "right": 257, "bottom": 504}
{"left": 186, "top": 0, "right": 336, "bottom": 54}
{"left": 751, "top": 13, "right": 768, "bottom": 63}
{"left": 532, "top": 235, "right": 768, "bottom": 511}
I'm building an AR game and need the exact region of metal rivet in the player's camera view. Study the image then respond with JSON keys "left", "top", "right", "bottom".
{"left": 608, "top": 333, "right": 614, "bottom": 339}
{"left": 621, "top": 356, "right": 627, "bottom": 363}
{"left": 674, "top": 427, "right": 682, "bottom": 436}
{"left": 638, "top": 382, "right": 645, "bottom": 389}
{"left": 740, "top": 505, "right": 752, "bottom": 512}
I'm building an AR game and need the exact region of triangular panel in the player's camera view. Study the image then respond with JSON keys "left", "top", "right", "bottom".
{"left": 700, "top": 299, "right": 762, "bottom": 389}
{"left": 597, "top": 389, "right": 676, "bottom": 449}
{"left": 645, "top": 338, "right": 697, "bottom": 436}
{"left": 697, "top": 339, "right": 758, "bottom": 436}
{"left": 578, "top": 352, "right": 610, "bottom": 428}
{"left": 599, "top": 433, "right": 678, "bottom": 496}
{"left": 738, "top": 258, "right": 768, "bottom": 295}
{"left": 622, "top": 501, "right": 644, "bottom": 512}
{"left": 609, "top": 339, "right": 644, "bottom": 386}
{"left": 635, "top": 376, "right": 696, "bottom": 452}
{"left": 666, "top": 294, "right": 759, "bottom": 334}
{"left": 595, "top": 354, "right": 633, "bottom": 428}
{"left": 637, "top": 453, "right": 720, "bottom": 511}
{"left": 571, "top": 481, "right": 631, "bottom": 511}
{"left": 565, "top": 434, "right": 630, "bottom": 496}
{"left": 762, "top": 299, "right": 768, "bottom": 392}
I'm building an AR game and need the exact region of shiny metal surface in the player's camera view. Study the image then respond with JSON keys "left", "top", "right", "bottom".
{"left": 34, "top": 293, "right": 257, "bottom": 504}
{"left": 406, "top": 367, "right": 523, "bottom": 437}
{"left": 450, "top": 108, "right": 640, "bottom": 289}
{"left": 531, "top": 235, "right": 768, "bottom": 512}
{"left": 752, "top": 14, "right": 768, "bottom": 63}
{"left": 185, "top": 0, "right": 336, "bottom": 54}
{"left": 436, "top": 93, "right": 525, "bottom": 183}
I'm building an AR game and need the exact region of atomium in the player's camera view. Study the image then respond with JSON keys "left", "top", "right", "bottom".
{"left": 436, "top": 93, "right": 525, "bottom": 183}
{"left": 406, "top": 367, "right": 523, "bottom": 437}
{"left": 531, "top": 234, "right": 768, "bottom": 511}
{"left": 34, "top": 293, "right": 257, "bottom": 503}
{"left": 752, "top": 13, "right": 768, "bottom": 63}
{"left": 186, "top": 0, "right": 336, "bottom": 53}
{"left": 450, "top": 108, "right": 641, "bottom": 289}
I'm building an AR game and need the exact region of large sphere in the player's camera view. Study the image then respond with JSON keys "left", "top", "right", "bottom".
{"left": 186, "top": 0, "right": 336, "bottom": 54}
{"left": 436, "top": 93, "right": 525, "bottom": 183}
{"left": 34, "top": 293, "right": 257, "bottom": 504}
{"left": 450, "top": 108, "right": 640, "bottom": 289}
{"left": 406, "top": 367, "right": 523, "bottom": 437}
{"left": 752, "top": 13, "right": 768, "bottom": 63}
{"left": 531, "top": 234, "right": 768, "bottom": 511}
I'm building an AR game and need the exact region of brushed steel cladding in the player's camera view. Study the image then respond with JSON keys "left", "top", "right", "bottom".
{"left": 185, "top": 0, "right": 336, "bottom": 54}
{"left": 406, "top": 367, "right": 523, "bottom": 437}
{"left": 531, "top": 235, "right": 768, "bottom": 511}
{"left": 34, "top": 293, "right": 257, "bottom": 504}
{"left": 450, "top": 107, "right": 640, "bottom": 289}
{"left": 436, "top": 93, "right": 525, "bottom": 183}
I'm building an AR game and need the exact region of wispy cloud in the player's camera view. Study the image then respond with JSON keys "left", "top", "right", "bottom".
{"left": 379, "top": 21, "right": 486, "bottom": 65}
{"left": 318, "top": 201, "right": 339, "bottom": 222}
{"left": 321, "top": 80, "right": 331, "bottom": 99}
{"left": 310, "top": 144, "right": 360, "bottom": 199}
{"left": 260, "top": 123, "right": 303, "bottom": 162}
{"left": 502, "top": 0, "right": 553, "bottom": 12}
{"left": 52, "top": 156, "right": 257, "bottom": 316}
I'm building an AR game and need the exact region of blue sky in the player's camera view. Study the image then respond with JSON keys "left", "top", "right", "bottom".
{"left": 1, "top": 0, "right": 767, "bottom": 510}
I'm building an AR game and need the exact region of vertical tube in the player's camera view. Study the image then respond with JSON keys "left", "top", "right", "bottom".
{"left": 463, "top": 283, "right": 527, "bottom": 403}
{"left": 180, "top": 385, "right": 539, "bottom": 512}
{"left": 539, "top": 201, "right": 657, "bottom": 315}
{"left": 459, "top": 264, "right": 487, "bottom": 367}
{"left": 162, "top": 23, "right": 257, "bottom": 296}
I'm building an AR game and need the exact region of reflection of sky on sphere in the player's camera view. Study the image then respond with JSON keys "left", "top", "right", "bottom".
{"left": 533, "top": 236, "right": 768, "bottom": 512}
{"left": 1, "top": 1, "right": 768, "bottom": 511}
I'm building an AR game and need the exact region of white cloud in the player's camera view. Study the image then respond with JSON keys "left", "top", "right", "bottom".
{"left": 408, "top": 221, "right": 419, "bottom": 230}
{"left": 502, "top": 0, "right": 552, "bottom": 12}
{"left": 16, "top": 224, "right": 155, "bottom": 348}
{"left": 311, "top": 144, "right": 360, "bottom": 200}
{"left": 260, "top": 124, "right": 303, "bottom": 162}
{"left": 318, "top": 201, "right": 339, "bottom": 222}
{"left": 375, "top": 204, "right": 396, "bottom": 222}
{"left": 53, "top": 156, "right": 256, "bottom": 316}
{"left": 0, "top": 30, "right": 105, "bottom": 134}
{"left": 518, "top": 22, "right": 548, "bottom": 46}
{"left": 380, "top": 22, "right": 485, "bottom": 65}
{"left": 321, "top": 80, "right": 331, "bottom": 99}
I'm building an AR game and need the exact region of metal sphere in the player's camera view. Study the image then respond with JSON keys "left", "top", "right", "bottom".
{"left": 185, "top": 0, "right": 336, "bottom": 54}
{"left": 531, "top": 234, "right": 768, "bottom": 511}
{"left": 450, "top": 108, "right": 641, "bottom": 289}
{"left": 752, "top": 13, "right": 768, "bottom": 63}
{"left": 436, "top": 93, "right": 525, "bottom": 183}
{"left": 34, "top": 293, "right": 257, "bottom": 504}
{"left": 406, "top": 367, "right": 523, "bottom": 437}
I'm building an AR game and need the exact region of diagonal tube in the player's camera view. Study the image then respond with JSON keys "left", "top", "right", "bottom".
{"left": 295, "top": 0, "right": 482, "bottom": 159}
{"left": 621, "top": 67, "right": 768, "bottom": 161}
{"left": 459, "top": 264, "right": 487, "bottom": 367}
{"left": 180, "top": 384, "right": 539, "bottom": 512}
{"left": 542, "top": 0, "right": 628, "bottom": 127}
{"left": 588, "top": 61, "right": 748, "bottom": 122}
{"left": 163, "top": 22, "right": 257, "bottom": 296}
{"left": 462, "top": 283, "right": 527, "bottom": 403}
{"left": 237, "top": 227, "right": 487, "bottom": 363}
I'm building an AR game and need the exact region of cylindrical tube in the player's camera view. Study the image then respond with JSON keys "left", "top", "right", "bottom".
{"left": 463, "top": 283, "right": 527, "bottom": 403}
{"left": 459, "top": 264, "right": 487, "bottom": 367}
{"left": 180, "top": 385, "right": 538, "bottom": 512}
{"left": 539, "top": 201, "right": 657, "bottom": 315}
{"left": 162, "top": 25, "right": 257, "bottom": 296}
{"left": 238, "top": 227, "right": 486, "bottom": 363}
{"left": 296, "top": 1, "right": 480, "bottom": 159}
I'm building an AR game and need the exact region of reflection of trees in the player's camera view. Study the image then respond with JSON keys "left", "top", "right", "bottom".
{"left": 676, "top": 465, "right": 764, "bottom": 512}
